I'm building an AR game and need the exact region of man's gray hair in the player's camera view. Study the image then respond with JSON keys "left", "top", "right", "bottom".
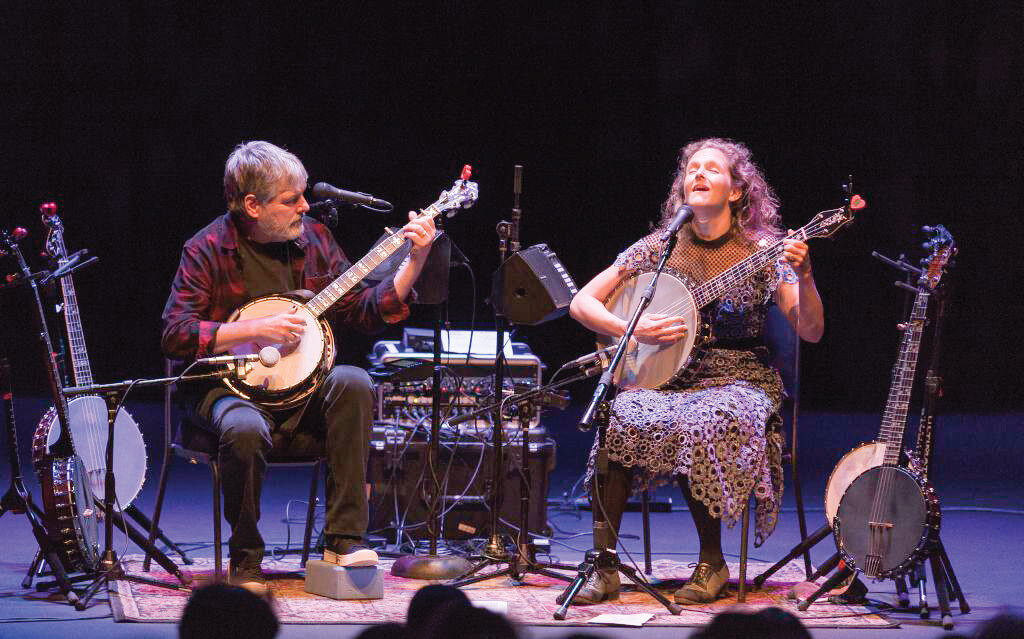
{"left": 223, "top": 141, "right": 308, "bottom": 213}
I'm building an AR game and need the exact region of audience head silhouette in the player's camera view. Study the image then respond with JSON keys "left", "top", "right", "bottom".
{"left": 179, "top": 583, "right": 278, "bottom": 639}
{"left": 406, "top": 584, "right": 471, "bottom": 634}
{"left": 421, "top": 599, "right": 517, "bottom": 639}
{"left": 691, "top": 607, "right": 811, "bottom": 639}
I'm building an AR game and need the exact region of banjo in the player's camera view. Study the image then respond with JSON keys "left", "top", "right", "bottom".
{"left": 3, "top": 216, "right": 98, "bottom": 572}
{"left": 832, "top": 227, "right": 954, "bottom": 579}
{"left": 599, "top": 199, "right": 863, "bottom": 390}
{"left": 223, "top": 168, "right": 478, "bottom": 409}
{"left": 824, "top": 226, "right": 956, "bottom": 524}
{"left": 32, "top": 205, "right": 147, "bottom": 509}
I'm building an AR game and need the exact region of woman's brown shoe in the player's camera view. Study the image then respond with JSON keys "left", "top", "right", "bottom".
{"left": 556, "top": 569, "right": 621, "bottom": 605}
{"left": 674, "top": 562, "right": 729, "bottom": 604}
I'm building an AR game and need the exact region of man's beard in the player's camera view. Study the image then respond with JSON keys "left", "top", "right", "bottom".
{"left": 257, "top": 216, "right": 303, "bottom": 242}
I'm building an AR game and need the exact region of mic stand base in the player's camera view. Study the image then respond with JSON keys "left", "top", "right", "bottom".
{"left": 553, "top": 400, "right": 681, "bottom": 619}
{"left": 390, "top": 553, "right": 472, "bottom": 581}
{"left": 75, "top": 545, "right": 191, "bottom": 611}
{"left": 447, "top": 538, "right": 577, "bottom": 589}
{"left": 553, "top": 549, "right": 682, "bottom": 620}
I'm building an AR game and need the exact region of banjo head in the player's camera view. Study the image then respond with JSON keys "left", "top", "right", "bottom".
{"left": 835, "top": 465, "right": 939, "bottom": 579}
{"left": 599, "top": 271, "right": 700, "bottom": 390}
{"left": 41, "top": 398, "right": 146, "bottom": 509}
{"left": 823, "top": 442, "right": 886, "bottom": 527}
{"left": 225, "top": 296, "right": 335, "bottom": 407}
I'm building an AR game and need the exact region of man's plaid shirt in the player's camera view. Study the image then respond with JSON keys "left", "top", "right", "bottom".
{"left": 161, "top": 212, "right": 409, "bottom": 361}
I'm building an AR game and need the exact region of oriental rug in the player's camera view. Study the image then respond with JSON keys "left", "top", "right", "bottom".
{"left": 109, "top": 554, "right": 895, "bottom": 629}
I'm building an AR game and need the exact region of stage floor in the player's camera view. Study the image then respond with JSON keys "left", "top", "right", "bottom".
{"left": 1, "top": 398, "right": 1021, "bottom": 638}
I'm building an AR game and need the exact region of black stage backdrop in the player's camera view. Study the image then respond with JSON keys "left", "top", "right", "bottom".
{"left": 1, "top": 3, "right": 1021, "bottom": 413}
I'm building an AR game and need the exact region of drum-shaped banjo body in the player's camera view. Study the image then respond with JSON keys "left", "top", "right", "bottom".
{"left": 834, "top": 465, "right": 940, "bottom": 579}
{"left": 597, "top": 271, "right": 710, "bottom": 390}
{"left": 35, "top": 399, "right": 145, "bottom": 509}
{"left": 223, "top": 295, "right": 336, "bottom": 410}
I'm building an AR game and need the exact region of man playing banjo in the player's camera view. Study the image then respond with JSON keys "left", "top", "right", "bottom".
{"left": 161, "top": 141, "right": 437, "bottom": 595}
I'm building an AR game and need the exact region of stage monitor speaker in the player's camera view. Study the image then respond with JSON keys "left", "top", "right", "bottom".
{"left": 491, "top": 244, "right": 578, "bottom": 326}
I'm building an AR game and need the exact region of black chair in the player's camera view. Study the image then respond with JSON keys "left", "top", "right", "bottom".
{"left": 143, "top": 360, "right": 323, "bottom": 581}
{"left": 639, "top": 302, "right": 810, "bottom": 602}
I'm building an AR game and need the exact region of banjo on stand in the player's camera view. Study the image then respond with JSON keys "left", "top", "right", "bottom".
{"left": 223, "top": 168, "right": 478, "bottom": 409}
{"left": 832, "top": 226, "right": 955, "bottom": 579}
{"left": 31, "top": 205, "right": 147, "bottom": 510}
{"left": 599, "top": 197, "right": 864, "bottom": 390}
{"left": 3, "top": 213, "right": 97, "bottom": 574}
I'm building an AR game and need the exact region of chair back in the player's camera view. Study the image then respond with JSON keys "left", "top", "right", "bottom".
{"left": 763, "top": 302, "right": 799, "bottom": 398}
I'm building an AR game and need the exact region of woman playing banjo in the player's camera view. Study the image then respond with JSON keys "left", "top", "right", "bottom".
{"left": 567, "top": 138, "right": 824, "bottom": 604}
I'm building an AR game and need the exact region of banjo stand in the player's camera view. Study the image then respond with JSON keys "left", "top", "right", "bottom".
{"left": 0, "top": 226, "right": 84, "bottom": 604}
{"left": 796, "top": 242, "right": 967, "bottom": 631}
{"left": 0, "top": 354, "right": 82, "bottom": 604}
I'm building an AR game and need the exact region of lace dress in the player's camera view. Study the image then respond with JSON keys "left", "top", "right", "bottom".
{"left": 589, "top": 225, "right": 798, "bottom": 545}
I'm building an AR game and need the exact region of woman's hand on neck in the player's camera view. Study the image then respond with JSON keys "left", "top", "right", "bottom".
{"left": 689, "top": 203, "right": 733, "bottom": 241}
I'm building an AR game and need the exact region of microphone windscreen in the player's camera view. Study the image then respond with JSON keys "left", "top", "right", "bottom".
{"left": 259, "top": 346, "right": 281, "bottom": 367}
{"left": 311, "top": 182, "right": 333, "bottom": 199}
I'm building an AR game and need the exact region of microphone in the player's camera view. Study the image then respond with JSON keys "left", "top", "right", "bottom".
{"left": 566, "top": 345, "right": 616, "bottom": 374}
{"left": 196, "top": 346, "right": 281, "bottom": 367}
{"left": 663, "top": 205, "right": 694, "bottom": 240}
{"left": 312, "top": 182, "right": 393, "bottom": 210}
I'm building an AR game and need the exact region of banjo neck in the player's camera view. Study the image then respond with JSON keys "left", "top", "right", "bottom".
{"left": 874, "top": 228, "right": 955, "bottom": 467}
{"left": 303, "top": 174, "right": 477, "bottom": 319}
{"left": 691, "top": 207, "right": 851, "bottom": 309}
{"left": 51, "top": 233, "right": 94, "bottom": 387}
{"left": 877, "top": 292, "right": 929, "bottom": 466}
{"left": 303, "top": 215, "right": 430, "bottom": 319}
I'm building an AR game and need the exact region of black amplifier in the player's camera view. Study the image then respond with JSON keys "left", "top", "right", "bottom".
{"left": 367, "top": 428, "right": 555, "bottom": 542}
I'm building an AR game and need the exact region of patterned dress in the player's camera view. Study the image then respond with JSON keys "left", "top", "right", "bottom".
{"left": 590, "top": 225, "right": 798, "bottom": 546}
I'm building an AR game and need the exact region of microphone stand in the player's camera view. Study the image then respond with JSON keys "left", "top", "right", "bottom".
{"left": 554, "top": 230, "right": 684, "bottom": 619}
{"left": 451, "top": 165, "right": 578, "bottom": 588}
{"left": 64, "top": 368, "right": 252, "bottom": 609}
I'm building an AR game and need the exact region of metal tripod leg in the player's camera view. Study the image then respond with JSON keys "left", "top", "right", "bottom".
{"left": 796, "top": 563, "right": 853, "bottom": 611}
{"left": 101, "top": 505, "right": 191, "bottom": 585}
{"left": 928, "top": 553, "right": 954, "bottom": 630}
{"left": 911, "top": 563, "right": 929, "bottom": 618}
{"left": 896, "top": 575, "right": 911, "bottom": 608}
{"left": 125, "top": 504, "right": 192, "bottom": 565}
{"left": 936, "top": 538, "right": 969, "bottom": 614}
{"left": 23, "top": 548, "right": 44, "bottom": 588}
{"left": 754, "top": 523, "right": 831, "bottom": 587}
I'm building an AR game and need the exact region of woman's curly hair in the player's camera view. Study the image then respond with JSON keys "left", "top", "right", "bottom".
{"left": 659, "top": 137, "right": 783, "bottom": 240}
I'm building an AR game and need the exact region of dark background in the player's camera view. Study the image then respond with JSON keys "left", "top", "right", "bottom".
{"left": 2, "top": 2, "right": 1022, "bottom": 415}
